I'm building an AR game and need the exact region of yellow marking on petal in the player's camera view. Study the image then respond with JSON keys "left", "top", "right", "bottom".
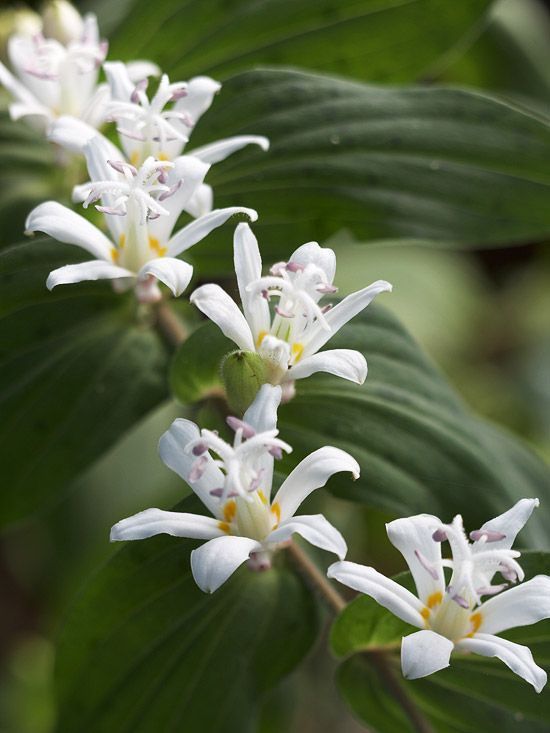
{"left": 256, "top": 330, "right": 267, "bottom": 348}
{"left": 111, "top": 247, "right": 119, "bottom": 263}
{"left": 468, "top": 612, "right": 482, "bottom": 637}
{"left": 427, "top": 592, "right": 443, "bottom": 609}
{"left": 218, "top": 521, "right": 231, "bottom": 534}
{"left": 148, "top": 235, "right": 167, "bottom": 257}
{"left": 271, "top": 502, "right": 281, "bottom": 528}
{"left": 130, "top": 150, "right": 140, "bottom": 166}
{"left": 291, "top": 342, "right": 304, "bottom": 363}
{"left": 158, "top": 152, "right": 169, "bottom": 161}
{"left": 118, "top": 233, "right": 126, "bottom": 249}
{"left": 258, "top": 490, "right": 268, "bottom": 505}
{"left": 223, "top": 499, "right": 237, "bottom": 523}
{"left": 421, "top": 607, "right": 430, "bottom": 621}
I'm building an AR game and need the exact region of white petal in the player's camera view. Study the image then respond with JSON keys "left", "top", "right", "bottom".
{"left": 125, "top": 60, "right": 161, "bottom": 82}
{"left": 475, "top": 498, "right": 539, "bottom": 554}
{"left": 47, "top": 261, "right": 133, "bottom": 290}
{"left": 148, "top": 155, "right": 210, "bottom": 244}
{"left": 166, "top": 207, "right": 257, "bottom": 257}
{"left": 81, "top": 135, "right": 127, "bottom": 241}
{"left": 290, "top": 242, "right": 336, "bottom": 284}
{"left": 456, "top": 633, "right": 547, "bottom": 693}
{"left": 303, "top": 280, "right": 393, "bottom": 355}
{"left": 234, "top": 223, "right": 270, "bottom": 340}
{"left": 190, "top": 535, "right": 261, "bottom": 593}
{"left": 243, "top": 383, "right": 282, "bottom": 433}
{"left": 478, "top": 575, "right": 550, "bottom": 635}
{"left": 268, "top": 514, "right": 347, "bottom": 559}
{"left": 159, "top": 419, "right": 225, "bottom": 516}
{"left": 190, "top": 283, "right": 254, "bottom": 351}
{"left": 243, "top": 384, "right": 282, "bottom": 497}
{"left": 185, "top": 184, "right": 213, "bottom": 218}
{"left": 327, "top": 561, "right": 425, "bottom": 627}
{"left": 191, "top": 135, "right": 270, "bottom": 164}
{"left": 110, "top": 508, "right": 224, "bottom": 541}
{"left": 138, "top": 257, "right": 193, "bottom": 298}
{"left": 287, "top": 349, "right": 367, "bottom": 384}
{"left": 9, "top": 102, "right": 51, "bottom": 124}
{"left": 176, "top": 76, "right": 221, "bottom": 125}
{"left": 26, "top": 202, "right": 114, "bottom": 260}
{"left": 401, "top": 630, "right": 454, "bottom": 679}
{"left": 272, "top": 446, "right": 359, "bottom": 521}
{"left": 0, "top": 59, "right": 40, "bottom": 106}
{"left": 48, "top": 115, "right": 99, "bottom": 153}
{"left": 103, "top": 61, "right": 134, "bottom": 101}
{"left": 386, "top": 514, "right": 445, "bottom": 605}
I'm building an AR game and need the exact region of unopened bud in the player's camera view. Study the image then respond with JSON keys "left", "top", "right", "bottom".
{"left": 42, "top": 1, "right": 83, "bottom": 45}
{"left": 221, "top": 350, "right": 268, "bottom": 416}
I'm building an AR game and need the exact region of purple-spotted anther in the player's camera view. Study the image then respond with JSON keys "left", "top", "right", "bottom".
{"left": 328, "top": 499, "right": 550, "bottom": 691}
{"left": 24, "top": 135, "right": 256, "bottom": 302}
{"left": 191, "top": 223, "right": 392, "bottom": 397}
{"left": 110, "top": 385, "right": 359, "bottom": 593}
{"left": 0, "top": 1, "right": 107, "bottom": 131}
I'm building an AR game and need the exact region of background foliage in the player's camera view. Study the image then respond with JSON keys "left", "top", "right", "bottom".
{"left": 1, "top": 0, "right": 550, "bottom": 731}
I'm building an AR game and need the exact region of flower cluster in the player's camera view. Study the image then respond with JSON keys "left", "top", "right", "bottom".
{"left": 3, "top": 0, "right": 549, "bottom": 699}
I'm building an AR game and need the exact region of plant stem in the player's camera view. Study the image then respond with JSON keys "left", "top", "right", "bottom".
{"left": 154, "top": 301, "right": 187, "bottom": 347}
{"left": 287, "top": 541, "right": 346, "bottom": 614}
{"left": 287, "top": 541, "right": 433, "bottom": 733}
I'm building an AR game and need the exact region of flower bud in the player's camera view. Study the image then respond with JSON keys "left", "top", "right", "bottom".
{"left": 221, "top": 350, "right": 268, "bottom": 416}
{"left": 0, "top": 8, "right": 41, "bottom": 61}
{"left": 42, "top": 0, "right": 83, "bottom": 45}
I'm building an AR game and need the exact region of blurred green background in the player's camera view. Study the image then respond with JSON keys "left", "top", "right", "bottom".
{"left": 1, "top": 0, "right": 550, "bottom": 731}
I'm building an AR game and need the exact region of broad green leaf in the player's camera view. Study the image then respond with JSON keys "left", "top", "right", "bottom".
{"left": 184, "top": 68, "right": 550, "bottom": 274}
{"left": 55, "top": 495, "right": 319, "bottom": 733}
{"left": 0, "top": 240, "right": 169, "bottom": 526}
{"left": 98, "top": 0, "right": 491, "bottom": 83}
{"left": 281, "top": 305, "right": 550, "bottom": 546}
{"left": 170, "top": 307, "right": 550, "bottom": 545}
{"left": 333, "top": 553, "right": 550, "bottom": 733}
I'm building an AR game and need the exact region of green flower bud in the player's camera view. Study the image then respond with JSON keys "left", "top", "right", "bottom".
{"left": 42, "top": 0, "right": 83, "bottom": 45}
{"left": 221, "top": 350, "right": 269, "bottom": 416}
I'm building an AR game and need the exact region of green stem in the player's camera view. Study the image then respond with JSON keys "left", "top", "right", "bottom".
{"left": 154, "top": 300, "right": 187, "bottom": 346}
{"left": 287, "top": 541, "right": 433, "bottom": 733}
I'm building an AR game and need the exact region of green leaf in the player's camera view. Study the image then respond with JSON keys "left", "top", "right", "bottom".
{"left": 281, "top": 304, "right": 550, "bottom": 545}
{"left": 55, "top": 495, "right": 319, "bottom": 733}
{"left": 101, "top": 0, "right": 491, "bottom": 83}
{"left": 184, "top": 68, "right": 550, "bottom": 274}
{"left": 169, "top": 319, "right": 233, "bottom": 405}
{"left": 0, "top": 240, "right": 169, "bottom": 525}
{"left": 333, "top": 553, "right": 550, "bottom": 733}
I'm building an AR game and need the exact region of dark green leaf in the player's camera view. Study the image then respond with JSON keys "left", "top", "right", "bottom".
{"left": 334, "top": 553, "right": 550, "bottom": 733}
{"left": 55, "top": 495, "right": 319, "bottom": 733}
{"left": 100, "top": 0, "right": 491, "bottom": 83}
{"left": 281, "top": 304, "right": 550, "bottom": 545}
{"left": 186, "top": 68, "right": 550, "bottom": 274}
{"left": 0, "top": 240, "right": 169, "bottom": 525}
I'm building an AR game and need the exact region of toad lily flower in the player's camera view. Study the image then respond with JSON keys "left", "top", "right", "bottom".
{"left": 0, "top": 3, "right": 108, "bottom": 131}
{"left": 25, "top": 136, "right": 256, "bottom": 302}
{"left": 329, "top": 499, "right": 550, "bottom": 692}
{"left": 111, "top": 384, "right": 359, "bottom": 593}
{"left": 191, "top": 223, "right": 392, "bottom": 393}
{"left": 102, "top": 61, "right": 269, "bottom": 169}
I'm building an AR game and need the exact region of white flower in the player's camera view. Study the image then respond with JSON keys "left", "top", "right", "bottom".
{"left": 101, "top": 61, "right": 269, "bottom": 169}
{"left": 328, "top": 499, "right": 550, "bottom": 692}
{"left": 191, "top": 223, "right": 392, "bottom": 391}
{"left": 0, "top": 4, "right": 108, "bottom": 130}
{"left": 111, "top": 384, "right": 359, "bottom": 593}
{"left": 25, "top": 135, "right": 257, "bottom": 302}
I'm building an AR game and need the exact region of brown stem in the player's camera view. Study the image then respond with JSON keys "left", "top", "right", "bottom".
{"left": 287, "top": 541, "right": 433, "bottom": 733}
{"left": 154, "top": 301, "right": 187, "bottom": 347}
